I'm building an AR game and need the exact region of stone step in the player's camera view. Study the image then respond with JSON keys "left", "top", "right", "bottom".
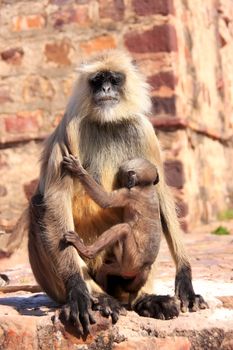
{"left": 0, "top": 290, "right": 233, "bottom": 350}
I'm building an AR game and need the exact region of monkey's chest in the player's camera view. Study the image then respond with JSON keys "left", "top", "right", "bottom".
{"left": 72, "top": 182, "right": 122, "bottom": 245}
{"left": 74, "top": 120, "right": 145, "bottom": 243}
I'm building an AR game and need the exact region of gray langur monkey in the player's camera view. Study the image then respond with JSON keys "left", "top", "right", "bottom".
{"left": 26, "top": 50, "right": 207, "bottom": 333}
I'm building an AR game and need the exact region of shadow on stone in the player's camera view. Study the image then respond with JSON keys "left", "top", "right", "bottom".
{"left": 0, "top": 293, "right": 59, "bottom": 316}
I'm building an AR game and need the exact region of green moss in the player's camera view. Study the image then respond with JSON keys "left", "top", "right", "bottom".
{"left": 211, "top": 226, "right": 230, "bottom": 236}
{"left": 217, "top": 209, "right": 233, "bottom": 221}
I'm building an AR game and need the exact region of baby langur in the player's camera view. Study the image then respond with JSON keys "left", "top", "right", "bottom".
{"left": 62, "top": 155, "right": 162, "bottom": 305}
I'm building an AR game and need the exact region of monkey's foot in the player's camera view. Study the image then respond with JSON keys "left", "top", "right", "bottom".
{"left": 92, "top": 293, "right": 126, "bottom": 324}
{"left": 178, "top": 292, "right": 208, "bottom": 313}
{"left": 60, "top": 274, "right": 96, "bottom": 335}
{"left": 175, "top": 266, "right": 209, "bottom": 312}
{"left": 133, "top": 294, "right": 180, "bottom": 320}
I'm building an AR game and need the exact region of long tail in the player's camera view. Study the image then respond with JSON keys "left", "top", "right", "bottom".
{"left": 4, "top": 207, "right": 29, "bottom": 255}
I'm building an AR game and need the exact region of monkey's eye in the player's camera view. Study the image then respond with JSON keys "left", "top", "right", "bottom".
{"left": 110, "top": 73, "right": 125, "bottom": 86}
{"left": 89, "top": 75, "right": 102, "bottom": 87}
{"left": 110, "top": 76, "right": 120, "bottom": 85}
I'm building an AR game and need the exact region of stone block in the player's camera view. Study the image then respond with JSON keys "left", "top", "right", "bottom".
{"left": 113, "top": 337, "right": 191, "bottom": 350}
{"left": 176, "top": 198, "right": 189, "bottom": 218}
{"left": 51, "top": 5, "right": 90, "bottom": 28}
{"left": 12, "top": 14, "right": 46, "bottom": 32}
{"left": 23, "top": 75, "right": 55, "bottom": 103}
{"left": 148, "top": 71, "right": 176, "bottom": 91}
{"left": 164, "top": 159, "right": 185, "bottom": 189}
{"left": 132, "top": 0, "right": 175, "bottom": 16}
{"left": 0, "top": 87, "right": 13, "bottom": 104}
{"left": 99, "top": 0, "right": 125, "bottom": 21}
{"left": 0, "top": 185, "right": 7, "bottom": 197}
{"left": 44, "top": 40, "right": 71, "bottom": 66}
{"left": 3, "top": 111, "right": 43, "bottom": 135}
{"left": 80, "top": 35, "right": 117, "bottom": 54}
{"left": 0, "top": 142, "right": 41, "bottom": 230}
{"left": 152, "top": 96, "right": 176, "bottom": 115}
{"left": 124, "top": 25, "right": 178, "bottom": 53}
{"left": 1, "top": 48, "right": 24, "bottom": 65}
{"left": 50, "top": 0, "right": 77, "bottom": 4}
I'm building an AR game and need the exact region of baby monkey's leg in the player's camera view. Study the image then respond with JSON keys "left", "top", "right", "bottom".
{"left": 64, "top": 223, "right": 131, "bottom": 259}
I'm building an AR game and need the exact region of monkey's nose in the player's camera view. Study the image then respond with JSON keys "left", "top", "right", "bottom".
{"left": 102, "top": 83, "right": 111, "bottom": 93}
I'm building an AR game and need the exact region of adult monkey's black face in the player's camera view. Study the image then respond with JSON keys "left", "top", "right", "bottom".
{"left": 89, "top": 70, "right": 126, "bottom": 107}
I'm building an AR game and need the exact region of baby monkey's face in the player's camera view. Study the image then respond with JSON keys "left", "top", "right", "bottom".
{"left": 118, "top": 158, "right": 159, "bottom": 189}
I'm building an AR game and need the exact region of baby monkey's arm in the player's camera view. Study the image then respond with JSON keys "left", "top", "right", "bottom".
{"left": 62, "top": 155, "right": 129, "bottom": 208}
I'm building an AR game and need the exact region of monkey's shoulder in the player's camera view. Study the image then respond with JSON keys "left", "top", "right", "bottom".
{"left": 128, "top": 187, "right": 158, "bottom": 202}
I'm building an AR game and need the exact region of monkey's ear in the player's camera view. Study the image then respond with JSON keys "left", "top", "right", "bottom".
{"left": 153, "top": 173, "right": 159, "bottom": 185}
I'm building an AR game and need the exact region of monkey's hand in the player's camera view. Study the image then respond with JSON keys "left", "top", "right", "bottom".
{"left": 62, "top": 155, "right": 86, "bottom": 177}
{"left": 64, "top": 231, "right": 84, "bottom": 245}
{"left": 61, "top": 273, "right": 96, "bottom": 335}
{"left": 133, "top": 294, "right": 180, "bottom": 320}
{"left": 175, "top": 266, "right": 208, "bottom": 312}
{"left": 92, "top": 293, "right": 126, "bottom": 324}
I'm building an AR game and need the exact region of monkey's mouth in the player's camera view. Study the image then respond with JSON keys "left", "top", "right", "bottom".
{"left": 122, "top": 271, "right": 138, "bottom": 278}
{"left": 98, "top": 96, "right": 118, "bottom": 102}
{"left": 95, "top": 96, "right": 119, "bottom": 105}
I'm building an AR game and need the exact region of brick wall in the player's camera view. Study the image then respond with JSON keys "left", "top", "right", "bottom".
{"left": 0, "top": 0, "right": 233, "bottom": 233}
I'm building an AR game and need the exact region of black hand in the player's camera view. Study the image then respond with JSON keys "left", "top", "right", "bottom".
{"left": 92, "top": 293, "right": 124, "bottom": 324}
{"left": 61, "top": 273, "right": 96, "bottom": 335}
{"left": 175, "top": 265, "right": 208, "bottom": 312}
{"left": 133, "top": 294, "right": 180, "bottom": 320}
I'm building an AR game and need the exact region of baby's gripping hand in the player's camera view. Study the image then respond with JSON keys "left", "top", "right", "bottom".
{"left": 62, "top": 155, "right": 86, "bottom": 176}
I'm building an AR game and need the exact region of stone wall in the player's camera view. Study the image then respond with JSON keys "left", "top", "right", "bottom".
{"left": 0, "top": 0, "right": 233, "bottom": 233}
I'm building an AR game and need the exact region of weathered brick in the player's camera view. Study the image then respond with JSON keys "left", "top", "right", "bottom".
{"left": 63, "top": 76, "right": 75, "bottom": 96}
{"left": 124, "top": 25, "right": 177, "bottom": 53}
{"left": 148, "top": 71, "right": 176, "bottom": 90}
{"left": 180, "top": 219, "right": 188, "bottom": 232}
{"left": 0, "top": 154, "right": 8, "bottom": 169}
{"left": 0, "top": 185, "right": 7, "bottom": 197}
{"left": 99, "top": 0, "right": 125, "bottom": 21}
{"left": 50, "top": 0, "right": 90, "bottom": 4}
{"left": 23, "top": 75, "right": 55, "bottom": 103}
{"left": 12, "top": 14, "right": 46, "bottom": 32}
{"left": 44, "top": 40, "right": 71, "bottom": 65}
{"left": 0, "top": 87, "right": 13, "bottom": 104}
{"left": 51, "top": 5, "right": 90, "bottom": 28}
{"left": 221, "top": 331, "right": 233, "bottom": 350}
{"left": 176, "top": 198, "right": 189, "bottom": 217}
{"left": 152, "top": 96, "right": 176, "bottom": 115}
{"left": 113, "top": 337, "right": 191, "bottom": 350}
{"left": 4, "top": 111, "right": 43, "bottom": 134}
{"left": 132, "top": 0, "right": 174, "bottom": 16}
{"left": 50, "top": 0, "right": 74, "bottom": 4}
{"left": 164, "top": 159, "right": 185, "bottom": 189}
{"left": 150, "top": 116, "right": 187, "bottom": 130}
{"left": 80, "top": 35, "right": 117, "bottom": 54}
{"left": 1, "top": 48, "right": 24, "bottom": 65}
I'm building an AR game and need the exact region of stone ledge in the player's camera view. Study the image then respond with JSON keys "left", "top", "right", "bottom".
{"left": 0, "top": 291, "right": 233, "bottom": 350}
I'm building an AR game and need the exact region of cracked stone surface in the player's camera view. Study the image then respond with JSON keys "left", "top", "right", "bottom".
{"left": 0, "top": 221, "right": 233, "bottom": 349}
